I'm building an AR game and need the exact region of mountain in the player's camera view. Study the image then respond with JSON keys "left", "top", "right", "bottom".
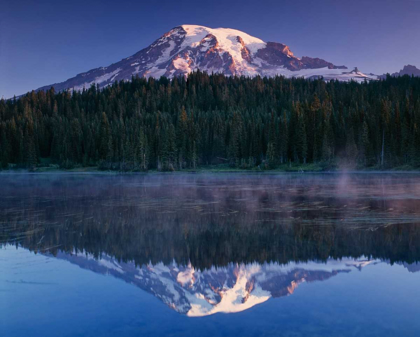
{"left": 35, "top": 25, "right": 378, "bottom": 93}
{"left": 388, "top": 65, "right": 420, "bottom": 77}
{"left": 55, "top": 250, "right": 381, "bottom": 317}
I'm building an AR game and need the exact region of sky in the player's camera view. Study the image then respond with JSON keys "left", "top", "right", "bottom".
{"left": 1, "top": 0, "right": 420, "bottom": 98}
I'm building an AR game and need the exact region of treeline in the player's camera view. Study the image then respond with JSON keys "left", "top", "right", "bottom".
{"left": 1, "top": 71, "right": 420, "bottom": 170}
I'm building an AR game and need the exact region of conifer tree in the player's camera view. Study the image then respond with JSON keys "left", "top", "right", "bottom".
{"left": 99, "top": 112, "right": 111, "bottom": 160}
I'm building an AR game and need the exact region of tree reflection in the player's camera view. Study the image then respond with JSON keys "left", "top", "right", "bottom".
{"left": 1, "top": 174, "right": 420, "bottom": 269}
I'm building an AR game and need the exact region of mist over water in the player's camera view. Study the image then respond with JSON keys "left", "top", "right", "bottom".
{"left": 1, "top": 173, "right": 420, "bottom": 336}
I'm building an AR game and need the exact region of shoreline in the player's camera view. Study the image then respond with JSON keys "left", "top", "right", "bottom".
{"left": 2, "top": 166, "right": 420, "bottom": 175}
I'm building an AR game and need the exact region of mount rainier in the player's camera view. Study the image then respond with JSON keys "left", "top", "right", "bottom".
{"left": 36, "top": 24, "right": 378, "bottom": 93}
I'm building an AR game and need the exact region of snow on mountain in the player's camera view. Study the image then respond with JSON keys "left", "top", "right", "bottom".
{"left": 321, "top": 67, "right": 379, "bottom": 82}
{"left": 35, "top": 25, "right": 377, "bottom": 94}
{"left": 55, "top": 251, "right": 379, "bottom": 317}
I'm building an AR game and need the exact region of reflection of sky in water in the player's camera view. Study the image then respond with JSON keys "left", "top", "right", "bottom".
{"left": 1, "top": 173, "right": 420, "bottom": 336}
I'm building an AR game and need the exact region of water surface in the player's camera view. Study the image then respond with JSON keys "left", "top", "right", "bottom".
{"left": 1, "top": 173, "right": 420, "bottom": 336}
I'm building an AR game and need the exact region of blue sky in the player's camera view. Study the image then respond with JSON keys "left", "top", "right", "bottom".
{"left": 1, "top": 0, "right": 420, "bottom": 98}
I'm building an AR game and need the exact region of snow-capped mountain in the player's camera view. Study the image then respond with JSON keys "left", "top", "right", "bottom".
{"left": 56, "top": 251, "right": 380, "bottom": 317}
{"left": 36, "top": 25, "right": 378, "bottom": 93}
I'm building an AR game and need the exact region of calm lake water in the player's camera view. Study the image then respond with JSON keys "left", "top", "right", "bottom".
{"left": 1, "top": 173, "right": 420, "bottom": 337}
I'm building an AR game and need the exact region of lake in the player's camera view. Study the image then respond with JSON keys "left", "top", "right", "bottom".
{"left": 1, "top": 173, "right": 420, "bottom": 336}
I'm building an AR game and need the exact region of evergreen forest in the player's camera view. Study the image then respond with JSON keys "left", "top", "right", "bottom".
{"left": 1, "top": 72, "right": 420, "bottom": 171}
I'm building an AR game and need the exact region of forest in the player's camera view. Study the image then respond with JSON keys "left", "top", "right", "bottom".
{"left": 1, "top": 71, "right": 420, "bottom": 171}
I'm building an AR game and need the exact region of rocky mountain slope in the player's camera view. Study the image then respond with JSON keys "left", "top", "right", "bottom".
{"left": 36, "top": 25, "right": 379, "bottom": 93}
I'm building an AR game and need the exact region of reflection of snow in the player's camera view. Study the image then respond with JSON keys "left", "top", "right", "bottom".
{"left": 177, "top": 264, "right": 195, "bottom": 286}
{"left": 98, "top": 258, "right": 125, "bottom": 274}
{"left": 67, "top": 251, "right": 379, "bottom": 317}
{"left": 187, "top": 265, "right": 271, "bottom": 317}
{"left": 345, "top": 259, "right": 380, "bottom": 270}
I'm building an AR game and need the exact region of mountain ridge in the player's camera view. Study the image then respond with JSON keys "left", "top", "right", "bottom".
{"left": 390, "top": 64, "right": 420, "bottom": 77}
{"left": 34, "top": 24, "right": 379, "bottom": 94}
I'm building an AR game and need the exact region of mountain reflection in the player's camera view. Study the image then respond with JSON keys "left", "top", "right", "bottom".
{"left": 1, "top": 173, "right": 420, "bottom": 315}
{"left": 56, "top": 250, "right": 380, "bottom": 316}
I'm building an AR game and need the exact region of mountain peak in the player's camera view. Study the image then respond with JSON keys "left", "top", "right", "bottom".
{"left": 400, "top": 64, "right": 420, "bottom": 75}
{"left": 34, "top": 24, "right": 378, "bottom": 94}
{"left": 174, "top": 24, "right": 266, "bottom": 56}
{"left": 380, "top": 64, "right": 420, "bottom": 78}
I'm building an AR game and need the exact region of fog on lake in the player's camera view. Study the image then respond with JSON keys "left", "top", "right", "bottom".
{"left": 1, "top": 173, "right": 420, "bottom": 336}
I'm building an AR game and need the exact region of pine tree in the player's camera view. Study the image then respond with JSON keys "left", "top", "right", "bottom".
{"left": 279, "top": 110, "right": 288, "bottom": 164}
{"left": 0, "top": 123, "right": 9, "bottom": 168}
{"left": 177, "top": 107, "right": 188, "bottom": 169}
{"left": 346, "top": 126, "right": 358, "bottom": 166}
{"left": 266, "top": 111, "right": 277, "bottom": 168}
{"left": 99, "top": 112, "right": 111, "bottom": 160}
{"left": 361, "top": 120, "right": 371, "bottom": 166}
